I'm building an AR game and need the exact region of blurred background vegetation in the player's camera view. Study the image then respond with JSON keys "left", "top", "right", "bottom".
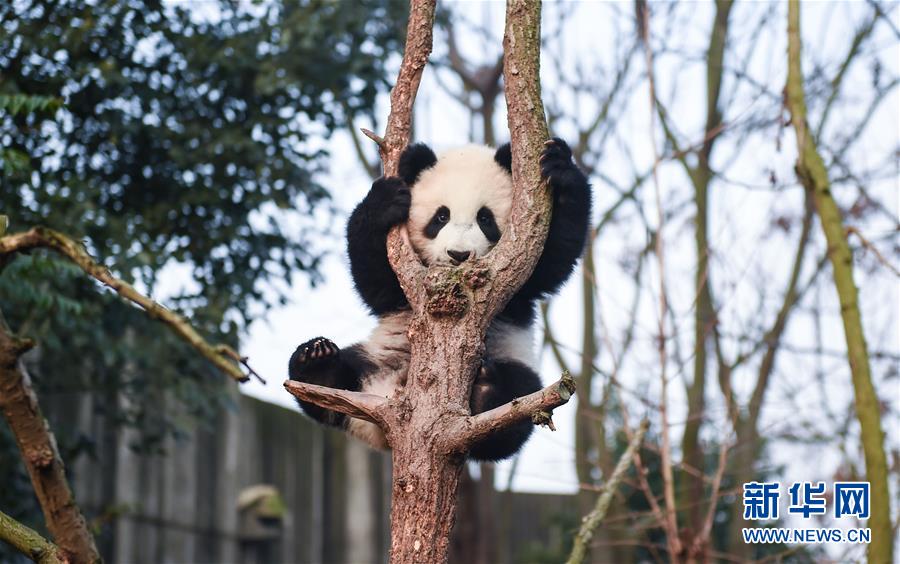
{"left": 0, "top": 0, "right": 407, "bottom": 542}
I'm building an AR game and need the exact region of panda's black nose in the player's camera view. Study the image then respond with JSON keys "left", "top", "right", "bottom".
{"left": 447, "top": 250, "right": 471, "bottom": 263}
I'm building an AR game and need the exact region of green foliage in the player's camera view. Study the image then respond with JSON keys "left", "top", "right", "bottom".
{"left": 1, "top": 0, "right": 407, "bottom": 318}
{"left": 0, "top": 94, "right": 62, "bottom": 116}
{"left": 0, "top": 0, "right": 407, "bottom": 548}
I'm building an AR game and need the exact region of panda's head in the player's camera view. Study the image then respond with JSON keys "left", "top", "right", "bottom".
{"left": 399, "top": 143, "right": 513, "bottom": 266}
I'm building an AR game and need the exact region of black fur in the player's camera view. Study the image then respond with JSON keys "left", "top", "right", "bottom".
{"left": 288, "top": 338, "right": 375, "bottom": 427}
{"left": 423, "top": 205, "right": 450, "bottom": 239}
{"left": 469, "top": 359, "right": 543, "bottom": 461}
{"left": 494, "top": 143, "right": 512, "bottom": 173}
{"left": 477, "top": 207, "right": 501, "bottom": 243}
{"left": 346, "top": 177, "right": 411, "bottom": 315}
{"left": 514, "top": 138, "right": 592, "bottom": 302}
{"left": 398, "top": 143, "right": 437, "bottom": 186}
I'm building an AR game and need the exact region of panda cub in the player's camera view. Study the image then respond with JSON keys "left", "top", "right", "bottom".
{"left": 289, "top": 138, "right": 591, "bottom": 461}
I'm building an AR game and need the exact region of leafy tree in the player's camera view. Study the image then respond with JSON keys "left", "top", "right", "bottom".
{"left": 0, "top": 0, "right": 407, "bottom": 543}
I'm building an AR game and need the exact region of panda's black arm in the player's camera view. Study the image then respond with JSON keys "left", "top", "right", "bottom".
{"left": 347, "top": 177, "right": 411, "bottom": 316}
{"left": 516, "top": 142, "right": 592, "bottom": 301}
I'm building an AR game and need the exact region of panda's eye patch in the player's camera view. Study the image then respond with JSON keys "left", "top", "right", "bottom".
{"left": 424, "top": 206, "right": 450, "bottom": 239}
{"left": 476, "top": 206, "right": 501, "bottom": 243}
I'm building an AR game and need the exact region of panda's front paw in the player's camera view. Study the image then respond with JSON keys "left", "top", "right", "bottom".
{"left": 368, "top": 177, "right": 411, "bottom": 228}
{"left": 540, "top": 138, "right": 579, "bottom": 192}
{"left": 289, "top": 337, "right": 340, "bottom": 376}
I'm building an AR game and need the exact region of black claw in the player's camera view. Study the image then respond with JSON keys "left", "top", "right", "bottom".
{"left": 292, "top": 337, "right": 340, "bottom": 370}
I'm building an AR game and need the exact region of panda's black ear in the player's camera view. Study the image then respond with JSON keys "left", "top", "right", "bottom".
{"left": 493, "top": 143, "right": 512, "bottom": 174}
{"left": 398, "top": 143, "right": 437, "bottom": 186}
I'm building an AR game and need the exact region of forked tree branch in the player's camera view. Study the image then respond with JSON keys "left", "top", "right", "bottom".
{"left": 283, "top": 381, "right": 390, "bottom": 426}
{"left": 0, "top": 509, "right": 63, "bottom": 564}
{"left": 298, "top": 0, "right": 570, "bottom": 438}
{"left": 442, "top": 373, "right": 576, "bottom": 453}
{"left": 0, "top": 227, "right": 259, "bottom": 383}
{"left": 0, "top": 329, "right": 100, "bottom": 563}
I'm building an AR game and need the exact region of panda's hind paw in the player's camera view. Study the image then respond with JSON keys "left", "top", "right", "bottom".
{"left": 291, "top": 337, "right": 340, "bottom": 373}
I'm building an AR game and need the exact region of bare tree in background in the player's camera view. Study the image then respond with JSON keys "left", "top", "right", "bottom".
{"left": 425, "top": 1, "right": 898, "bottom": 562}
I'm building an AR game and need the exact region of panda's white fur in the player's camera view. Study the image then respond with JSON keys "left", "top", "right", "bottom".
{"left": 408, "top": 145, "right": 514, "bottom": 265}
{"left": 348, "top": 146, "right": 533, "bottom": 448}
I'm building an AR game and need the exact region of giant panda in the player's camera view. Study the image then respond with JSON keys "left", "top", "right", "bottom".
{"left": 289, "top": 138, "right": 591, "bottom": 461}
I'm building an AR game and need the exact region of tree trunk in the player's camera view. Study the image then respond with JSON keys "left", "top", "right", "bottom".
{"left": 0, "top": 329, "right": 101, "bottom": 564}
{"left": 786, "top": 3, "right": 892, "bottom": 562}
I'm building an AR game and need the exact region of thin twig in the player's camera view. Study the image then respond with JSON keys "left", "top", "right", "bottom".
{"left": 638, "top": 1, "right": 682, "bottom": 557}
{"left": 846, "top": 226, "right": 900, "bottom": 278}
{"left": 360, "top": 128, "right": 387, "bottom": 150}
{"left": 566, "top": 418, "right": 649, "bottom": 564}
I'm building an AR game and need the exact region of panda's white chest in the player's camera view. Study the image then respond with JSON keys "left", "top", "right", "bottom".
{"left": 361, "top": 311, "right": 534, "bottom": 387}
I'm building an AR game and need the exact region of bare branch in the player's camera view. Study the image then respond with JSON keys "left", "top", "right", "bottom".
{"left": 0, "top": 328, "right": 100, "bottom": 563}
{"left": 283, "top": 380, "right": 390, "bottom": 426}
{"left": 0, "top": 227, "right": 256, "bottom": 383}
{"left": 481, "top": 0, "right": 553, "bottom": 320}
{"left": 380, "top": 1, "right": 436, "bottom": 174}
{"left": 375, "top": 0, "right": 438, "bottom": 311}
{"left": 566, "top": 419, "right": 649, "bottom": 564}
{"left": 846, "top": 226, "right": 900, "bottom": 278}
{"left": 0, "top": 509, "right": 64, "bottom": 564}
{"left": 693, "top": 437, "right": 730, "bottom": 554}
{"left": 638, "top": 0, "right": 682, "bottom": 556}
{"left": 442, "top": 373, "right": 576, "bottom": 454}
{"left": 360, "top": 127, "right": 387, "bottom": 150}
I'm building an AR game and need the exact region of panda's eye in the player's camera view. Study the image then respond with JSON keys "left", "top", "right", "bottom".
{"left": 436, "top": 206, "right": 450, "bottom": 223}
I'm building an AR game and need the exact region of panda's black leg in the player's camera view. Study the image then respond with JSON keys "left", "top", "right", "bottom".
{"left": 288, "top": 337, "right": 370, "bottom": 427}
{"left": 468, "top": 359, "right": 543, "bottom": 461}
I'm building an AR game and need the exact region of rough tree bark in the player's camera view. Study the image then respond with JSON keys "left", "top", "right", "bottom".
{"left": 284, "top": 1, "right": 576, "bottom": 563}
{"left": 0, "top": 328, "right": 100, "bottom": 564}
{"left": 786, "top": 3, "right": 892, "bottom": 562}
